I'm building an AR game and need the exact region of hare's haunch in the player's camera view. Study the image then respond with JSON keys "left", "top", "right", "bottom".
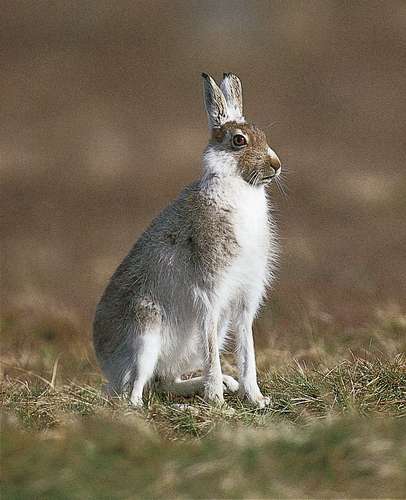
{"left": 93, "top": 73, "right": 282, "bottom": 408}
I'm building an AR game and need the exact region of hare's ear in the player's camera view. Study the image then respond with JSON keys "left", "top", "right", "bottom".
{"left": 220, "top": 73, "right": 244, "bottom": 123}
{"left": 202, "top": 73, "right": 229, "bottom": 129}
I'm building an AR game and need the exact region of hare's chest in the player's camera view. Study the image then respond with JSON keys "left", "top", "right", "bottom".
{"left": 228, "top": 188, "right": 270, "bottom": 287}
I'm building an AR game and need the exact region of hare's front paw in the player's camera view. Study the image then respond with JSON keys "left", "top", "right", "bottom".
{"left": 239, "top": 386, "right": 271, "bottom": 409}
{"left": 222, "top": 374, "right": 239, "bottom": 393}
{"left": 129, "top": 394, "right": 144, "bottom": 408}
{"left": 204, "top": 380, "right": 224, "bottom": 404}
{"left": 250, "top": 394, "right": 271, "bottom": 409}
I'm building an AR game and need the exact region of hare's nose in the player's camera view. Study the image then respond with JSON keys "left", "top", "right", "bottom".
{"left": 270, "top": 155, "right": 281, "bottom": 172}
{"left": 267, "top": 147, "right": 281, "bottom": 173}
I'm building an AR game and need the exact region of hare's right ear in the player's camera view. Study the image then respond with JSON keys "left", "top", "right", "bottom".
{"left": 220, "top": 73, "right": 244, "bottom": 123}
{"left": 202, "top": 73, "right": 229, "bottom": 129}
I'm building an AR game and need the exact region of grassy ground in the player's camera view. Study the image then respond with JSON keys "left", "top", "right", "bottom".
{"left": 2, "top": 2, "right": 406, "bottom": 496}
{"left": 2, "top": 308, "right": 406, "bottom": 498}
{"left": 2, "top": 411, "right": 405, "bottom": 499}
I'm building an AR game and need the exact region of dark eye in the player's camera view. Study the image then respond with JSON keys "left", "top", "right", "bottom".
{"left": 232, "top": 134, "right": 247, "bottom": 148}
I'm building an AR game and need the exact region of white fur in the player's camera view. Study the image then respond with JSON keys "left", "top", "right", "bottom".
{"left": 94, "top": 73, "right": 279, "bottom": 408}
{"left": 200, "top": 149, "right": 276, "bottom": 406}
{"left": 130, "top": 331, "right": 161, "bottom": 407}
{"left": 152, "top": 147, "right": 277, "bottom": 406}
{"left": 220, "top": 73, "right": 245, "bottom": 123}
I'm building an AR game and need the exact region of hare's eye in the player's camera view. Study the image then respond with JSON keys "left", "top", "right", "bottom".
{"left": 232, "top": 134, "right": 247, "bottom": 148}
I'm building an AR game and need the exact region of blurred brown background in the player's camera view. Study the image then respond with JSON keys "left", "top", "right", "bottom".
{"left": 1, "top": 1, "right": 406, "bottom": 367}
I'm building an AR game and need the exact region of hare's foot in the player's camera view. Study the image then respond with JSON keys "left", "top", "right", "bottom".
{"left": 250, "top": 394, "right": 271, "bottom": 409}
{"left": 129, "top": 392, "right": 144, "bottom": 408}
{"left": 203, "top": 380, "right": 224, "bottom": 404}
{"left": 161, "top": 376, "right": 204, "bottom": 396}
{"left": 161, "top": 374, "right": 236, "bottom": 397}
{"left": 239, "top": 385, "right": 271, "bottom": 409}
{"left": 161, "top": 376, "right": 223, "bottom": 403}
{"left": 222, "top": 374, "right": 239, "bottom": 393}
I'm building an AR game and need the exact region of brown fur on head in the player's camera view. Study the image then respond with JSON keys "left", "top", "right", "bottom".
{"left": 211, "top": 121, "right": 281, "bottom": 186}
{"left": 203, "top": 73, "right": 281, "bottom": 186}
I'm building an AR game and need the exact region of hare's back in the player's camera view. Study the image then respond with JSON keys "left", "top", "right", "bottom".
{"left": 104, "top": 181, "right": 237, "bottom": 307}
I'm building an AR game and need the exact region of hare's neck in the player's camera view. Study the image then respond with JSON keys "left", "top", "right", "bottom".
{"left": 201, "top": 147, "right": 266, "bottom": 197}
{"left": 202, "top": 146, "right": 238, "bottom": 179}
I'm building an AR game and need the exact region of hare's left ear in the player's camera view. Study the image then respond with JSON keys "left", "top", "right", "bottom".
{"left": 202, "top": 73, "right": 229, "bottom": 129}
{"left": 220, "top": 73, "right": 244, "bottom": 123}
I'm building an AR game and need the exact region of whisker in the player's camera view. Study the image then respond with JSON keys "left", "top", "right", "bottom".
{"left": 274, "top": 177, "right": 283, "bottom": 197}
{"left": 247, "top": 170, "right": 256, "bottom": 185}
{"left": 257, "top": 171, "right": 262, "bottom": 187}
{"left": 278, "top": 167, "right": 289, "bottom": 181}
{"left": 265, "top": 120, "right": 280, "bottom": 130}
{"left": 280, "top": 179, "right": 288, "bottom": 198}
{"left": 275, "top": 176, "right": 288, "bottom": 199}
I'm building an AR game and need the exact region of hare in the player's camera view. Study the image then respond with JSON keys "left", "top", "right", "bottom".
{"left": 93, "top": 73, "right": 281, "bottom": 408}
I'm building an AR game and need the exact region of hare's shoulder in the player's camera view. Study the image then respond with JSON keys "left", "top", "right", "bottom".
{"left": 184, "top": 180, "right": 239, "bottom": 259}
{"left": 111, "top": 180, "right": 239, "bottom": 287}
{"left": 150, "top": 179, "right": 240, "bottom": 274}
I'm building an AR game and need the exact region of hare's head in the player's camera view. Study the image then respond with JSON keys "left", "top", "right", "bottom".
{"left": 202, "top": 73, "right": 281, "bottom": 186}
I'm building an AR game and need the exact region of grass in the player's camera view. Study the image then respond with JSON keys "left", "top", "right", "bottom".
{"left": 2, "top": 356, "right": 405, "bottom": 435}
{"left": 3, "top": 413, "right": 405, "bottom": 499}
{"left": 1, "top": 308, "right": 406, "bottom": 498}
{"left": 2, "top": 355, "right": 406, "bottom": 498}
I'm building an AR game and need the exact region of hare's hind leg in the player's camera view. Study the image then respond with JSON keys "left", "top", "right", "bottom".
{"left": 222, "top": 374, "right": 239, "bottom": 393}
{"left": 161, "top": 377, "right": 204, "bottom": 396}
{"left": 127, "top": 300, "right": 162, "bottom": 407}
{"left": 161, "top": 374, "right": 238, "bottom": 397}
{"left": 129, "top": 327, "right": 161, "bottom": 407}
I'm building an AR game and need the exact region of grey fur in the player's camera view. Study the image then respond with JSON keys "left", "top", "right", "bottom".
{"left": 202, "top": 73, "right": 229, "bottom": 128}
{"left": 93, "top": 72, "right": 281, "bottom": 407}
{"left": 220, "top": 73, "right": 244, "bottom": 121}
{"left": 93, "top": 180, "right": 239, "bottom": 391}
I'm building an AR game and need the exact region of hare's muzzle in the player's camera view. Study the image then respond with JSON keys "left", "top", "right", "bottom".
{"left": 264, "top": 148, "right": 281, "bottom": 180}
